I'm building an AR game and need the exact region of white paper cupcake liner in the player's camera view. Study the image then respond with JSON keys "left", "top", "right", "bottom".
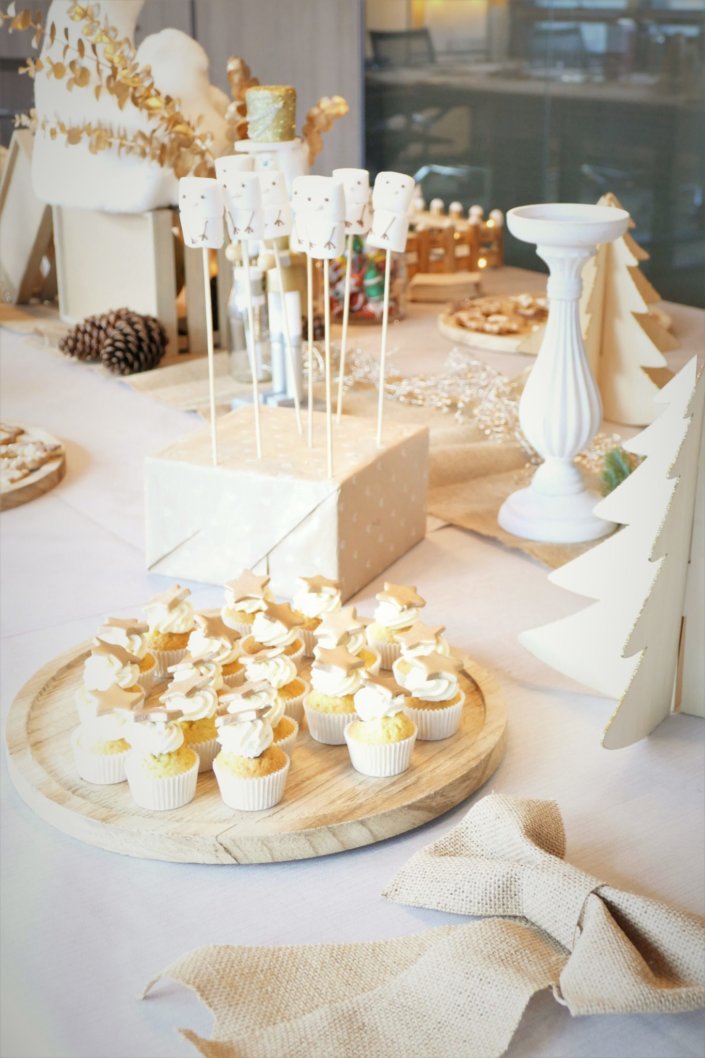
{"left": 213, "top": 755, "right": 290, "bottom": 811}
{"left": 344, "top": 724, "right": 417, "bottom": 777}
{"left": 227, "top": 618, "right": 256, "bottom": 638}
{"left": 300, "top": 627, "right": 319, "bottom": 657}
{"left": 371, "top": 640, "right": 402, "bottom": 671}
{"left": 124, "top": 752, "right": 199, "bottom": 810}
{"left": 304, "top": 697, "right": 357, "bottom": 745}
{"left": 137, "top": 668, "right": 158, "bottom": 694}
{"left": 191, "top": 737, "right": 219, "bottom": 773}
{"left": 403, "top": 693, "right": 465, "bottom": 741}
{"left": 71, "top": 728, "right": 129, "bottom": 785}
{"left": 152, "top": 647, "right": 187, "bottom": 676}
{"left": 278, "top": 678, "right": 309, "bottom": 725}
{"left": 286, "top": 636, "right": 305, "bottom": 665}
{"left": 223, "top": 667, "right": 245, "bottom": 688}
{"left": 273, "top": 718, "right": 299, "bottom": 756}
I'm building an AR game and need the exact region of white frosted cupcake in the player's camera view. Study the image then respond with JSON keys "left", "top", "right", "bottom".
{"left": 71, "top": 684, "right": 144, "bottom": 784}
{"left": 213, "top": 706, "right": 289, "bottom": 811}
{"left": 345, "top": 673, "right": 416, "bottom": 777}
{"left": 143, "top": 585, "right": 195, "bottom": 674}
{"left": 124, "top": 707, "right": 199, "bottom": 810}
{"left": 219, "top": 679, "right": 298, "bottom": 755}
{"left": 395, "top": 621, "right": 451, "bottom": 660}
{"left": 365, "top": 583, "right": 426, "bottom": 669}
{"left": 242, "top": 646, "right": 308, "bottom": 723}
{"left": 188, "top": 612, "right": 244, "bottom": 686}
{"left": 97, "top": 617, "right": 157, "bottom": 692}
{"left": 83, "top": 640, "right": 142, "bottom": 695}
{"left": 303, "top": 645, "right": 365, "bottom": 745}
{"left": 392, "top": 652, "right": 465, "bottom": 741}
{"left": 161, "top": 672, "right": 221, "bottom": 772}
{"left": 221, "top": 569, "right": 274, "bottom": 636}
{"left": 291, "top": 575, "right": 342, "bottom": 656}
{"left": 315, "top": 607, "right": 381, "bottom": 673}
{"left": 241, "top": 603, "right": 305, "bottom": 664}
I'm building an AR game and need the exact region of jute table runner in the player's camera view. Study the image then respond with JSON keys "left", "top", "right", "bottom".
{"left": 143, "top": 794, "right": 705, "bottom": 1058}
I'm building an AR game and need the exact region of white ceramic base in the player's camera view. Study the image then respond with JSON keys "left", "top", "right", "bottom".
{"left": 498, "top": 485, "right": 613, "bottom": 543}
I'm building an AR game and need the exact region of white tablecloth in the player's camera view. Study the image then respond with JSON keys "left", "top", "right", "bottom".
{"left": 1, "top": 292, "right": 704, "bottom": 1058}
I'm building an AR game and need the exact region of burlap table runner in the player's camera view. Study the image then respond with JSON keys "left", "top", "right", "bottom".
{"left": 143, "top": 794, "right": 705, "bottom": 1057}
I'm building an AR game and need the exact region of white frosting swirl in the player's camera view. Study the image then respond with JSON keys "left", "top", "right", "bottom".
{"left": 169, "top": 658, "right": 224, "bottom": 691}
{"left": 126, "top": 719, "right": 184, "bottom": 756}
{"left": 311, "top": 664, "right": 363, "bottom": 699}
{"left": 292, "top": 585, "right": 341, "bottom": 620}
{"left": 392, "top": 657, "right": 459, "bottom": 702}
{"left": 401, "top": 636, "right": 451, "bottom": 659}
{"left": 163, "top": 685, "right": 219, "bottom": 722}
{"left": 266, "top": 695, "right": 286, "bottom": 730}
{"left": 224, "top": 685, "right": 276, "bottom": 715}
{"left": 144, "top": 598, "right": 193, "bottom": 635}
{"left": 98, "top": 626, "right": 148, "bottom": 660}
{"left": 188, "top": 626, "right": 239, "bottom": 666}
{"left": 315, "top": 628, "right": 365, "bottom": 655}
{"left": 78, "top": 712, "right": 126, "bottom": 745}
{"left": 244, "top": 652, "right": 297, "bottom": 690}
{"left": 373, "top": 599, "right": 419, "bottom": 631}
{"left": 83, "top": 653, "right": 140, "bottom": 692}
{"left": 252, "top": 611, "right": 297, "bottom": 648}
{"left": 223, "top": 585, "right": 274, "bottom": 617}
{"left": 217, "top": 718, "right": 272, "bottom": 758}
{"left": 354, "top": 682, "right": 405, "bottom": 722}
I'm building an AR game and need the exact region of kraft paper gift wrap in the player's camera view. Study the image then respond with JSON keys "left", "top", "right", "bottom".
{"left": 145, "top": 406, "right": 428, "bottom": 599}
{"left": 143, "top": 794, "right": 705, "bottom": 1058}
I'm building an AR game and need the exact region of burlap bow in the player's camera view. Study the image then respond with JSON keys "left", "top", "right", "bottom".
{"left": 144, "top": 795, "right": 705, "bottom": 1058}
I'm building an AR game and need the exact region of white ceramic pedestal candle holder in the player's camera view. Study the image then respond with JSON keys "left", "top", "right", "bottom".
{"left": 498, "top": 203, "right": 629, "bottom": 543}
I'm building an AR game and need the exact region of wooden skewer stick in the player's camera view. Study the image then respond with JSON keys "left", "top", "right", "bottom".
{"left": 306, "top": 253, "right": 314, "bottom": 448}
{"left": 202, "top": 247, "right": 218, "bottom": 466}
{"left": 376, "top": 248, "right": 393, "bottom": 448}
{"left": 241, "top": 242, "right": 262, "bottom": 459}
{"left": 271, "top": 241, "right": 302, "bottom": 435}
{"left": 323, "top": 262, "right": 333, "bottom": 478}
{"left": 336, "top": 232, "right": 354, "bottom": 424}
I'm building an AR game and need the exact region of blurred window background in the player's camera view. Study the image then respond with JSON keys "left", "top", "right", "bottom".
{"left": 365, "top": 0, "right": 705, "bottom": 305}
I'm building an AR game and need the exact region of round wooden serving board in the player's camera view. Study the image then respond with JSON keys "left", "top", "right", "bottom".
{"left": 0, "top": 426, "right": 66, "bottom": 511}
{"left": 5, "top": 643, "right": 507, "bottom": 865}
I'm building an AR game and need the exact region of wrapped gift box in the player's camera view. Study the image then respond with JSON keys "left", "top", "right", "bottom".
{"left": 145, "top": 406, "right": 429, "bottom": 599}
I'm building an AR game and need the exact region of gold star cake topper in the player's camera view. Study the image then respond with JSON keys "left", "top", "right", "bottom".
{"left": 92, "top": 638, "right": 139, "bottom": 666}
{"left": 396, "top": 621, "right": 446, "bottom": 651}
{"left": 315, "top": 606, "right": 365, "bottom": 645}
{"left": 224, "top": 569, "right": 270, "bottom": 602}
{"left": 146, "top": 584, "right": 190, "bottom": 610}
{"left": 101, "top": 616, "right": 149, "bottom": 635}
{"left": 262, "top": 601, "right": 304, "bottom": 630}
{"left": 219, "top": 679, "right": 275, "bottom": 711}
{"left": 360, "top": 670, "right": 405, "bottom": 696}
{"left": 313, "top": 645, "right": 364, "bottom": 674}
{"left": 298, "top": 574, "right": 340, "bottom": 594}
{"left": 411, "top": 652, "right": 461, "bottom": 680}
{"left": 162, "top": 671, "right": 214, "bottom": 699}
{"left": 377, "top": 582, "right": 426, "bottom": 609}
{"left": 88, "top": 685, "right": 145, "bottom": 716}
{"left": 133, "top": 705, "right": 184, "bottom": 724}
{"left": 193, "top": 611, "right": 240, "bottom": 641}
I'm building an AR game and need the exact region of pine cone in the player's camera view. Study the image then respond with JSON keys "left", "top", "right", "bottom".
{"left": 100, "top": 314, "right": 168, "bottom": 375}
{"left": 58, "top": 308, "right": 134, "bottom": 362}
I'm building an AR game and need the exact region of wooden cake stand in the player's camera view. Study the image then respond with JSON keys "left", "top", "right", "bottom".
{"left": 5, "top": 643, "right": 507, "bottom": 864}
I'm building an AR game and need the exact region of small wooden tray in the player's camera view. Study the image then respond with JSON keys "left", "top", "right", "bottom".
{"left": 0, "top": 426, "right": 66, "bottom": 511}
{"left": 5, "top": 643, "right": 507, "bottom": 864}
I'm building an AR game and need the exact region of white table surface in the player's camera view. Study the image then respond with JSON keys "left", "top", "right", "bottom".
{"left": 1, "top": 287, "right": 704, "bottom": 1058}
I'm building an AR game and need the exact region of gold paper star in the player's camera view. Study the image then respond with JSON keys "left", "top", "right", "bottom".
{"left": 263, "top": 601, "right": 304, "bottom": 630}
{"left": 146, "top": 584, "right": 190, "bottom": 610}
{"left": 224, "top": 569, "right": 270, "bottom": 601}
{"left": 101, "top": 616, "right": 149, "bottom": 635}
{"left": 315, "top": 606, "right": 364, "bottom": 644}
{"left": 313, "top": 645, "right": 364, "bottom": 674}
{"left": 298, "top": 574, "right": 340, "bottom": 594}
{"left": 133, "top": 705, "right": 183, "bottom": 724}
{"left": 162, "top": 671, "right": 213, "bottom": 699}
{"left": 219, "top": 679, "right": 275, "bottom": 711}
{"left": 216, "top": 705, "right": 270, "bottom": 727}
{"left": 378, "top": 582, "right": 426, "bottom": 609}
{"left": 193, "top": 611, "right": 240, "bottom": 642}
{"left": 360, "top": 670, "right": 404, "bottom": 696}
{"left": 90, "top": 685, "right": 145, "bottom": 716}
{"left": 92, "top": 638, "right": 138, "bottom": 666}
{"left": 395, "top": 621, "right": 446, "bottom": 651}
{"left": 411, "top": 653, "right": 461, "bottom": 680}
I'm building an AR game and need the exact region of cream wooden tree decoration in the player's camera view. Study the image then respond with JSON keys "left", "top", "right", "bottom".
{"left": 579, "top": 193, "right": 677, "bottom": 426}
{"left": 520, "top": 356, "right": 705, "bottom": 748}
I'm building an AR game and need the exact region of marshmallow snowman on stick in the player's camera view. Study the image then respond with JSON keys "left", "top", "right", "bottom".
{"left": 218, "top": 167, "right": 265, "bottom": 459}
{"left": 258, "top": 169, "right": 302, "bottom": 435}
{"left": 291, "top": 175, "right": 345, "bottom": 476}
{"left": 216, "top": 154, "right": 255, "bottom": 268}
{"left": 178, "top": 176, "right": 226, "bottom": 467}
{"left": 367, "top": 171, "right": 415, "bottom": 446}
{"left": 332, "top": 168, "right": 371, "bottom": 424}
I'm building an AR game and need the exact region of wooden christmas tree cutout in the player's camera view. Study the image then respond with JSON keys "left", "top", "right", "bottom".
{"left": 520, "top": 355, "right": 705, "bottom": 748}
{"left": 579, "top": 192, "right": 678, "bottom": 427}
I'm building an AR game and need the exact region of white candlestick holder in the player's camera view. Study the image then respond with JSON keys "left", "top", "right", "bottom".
{"left": 498, "top": 202, "right": 629, "bottom": 543}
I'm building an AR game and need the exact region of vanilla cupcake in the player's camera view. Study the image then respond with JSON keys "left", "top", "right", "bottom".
{"left": 365, "top": 583, "right": 426, "bottom": 669}
{"left": 188, "top": 612, "right": 243, "bottom": 685}
{"left": 315, "top": 606, "right": 381, "bottom": 673}
{"left": 221, "top": 569, "right": 274, "bottom": 636}
{"left": 242, "top": 644, "right": 308, "bottom": 724}
{"left": 291, "top": 575, "right": 342, "bottom": 655}
{"left": 161, "top": 672, "right": 221, "bottom": 772}
{"left": 345, "top": 673, "right": 416, "bottom": 777}
{"left": 124, "top": 706, "right": 199, "bottom": 810}
{"left": 98, "top": 617, "right": 157, "bottom": 691}
{"left": 71, "top": 684, "right": 144, "bottom": 785}
{"left": 82, "top": 639, "right": 142, "bottom": 695}
{"left": 392, "top": 652, "right": 465, "bottom": 740}
{"left": 304, "top": 645, "right": 365, "bottom": 745}
{"left": 241, "top": 602, "right": 305, "bottom": 663}
{"left": 213, "top": 706, "right": 289, "bottom": 811}
{"left": 220, "top": 679, "right": 298, "bottom": 755}
{"left": 144, "top": 585, "right": 195, "bottom": 673}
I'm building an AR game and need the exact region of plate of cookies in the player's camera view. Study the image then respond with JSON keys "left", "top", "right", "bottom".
{"left": 438, "top": 293, "right": 548, "bottom": 354}
{"left": 0, "top": 423, "right": 66, "bottom": 510}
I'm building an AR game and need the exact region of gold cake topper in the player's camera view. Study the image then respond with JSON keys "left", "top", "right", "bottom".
{"left": 395, "top": 621, "right": 446, "bottom": 651}
{"left": 377, "top": 582, "right": 426, "bottom": 609}
{"left": 92, "top": 638, "right": 139, "bottom": 666}
{"left": 101, "top": 616, "right": 149, "bottom": 635}
{"left": 315, "top": 606, "right": 365, "bottom": 645}
{"left": 193, "top": 611, "right": 240, "bottom": 642}
{"left": 313, "top": 645, "right": 364, "bottom": 675}
{"left": 146, "top": 584, "right": 190, "bottom": 611}
{"left": 224, "top": 569, "right": 270, "bottom": 602}
{"left": 298, "top": 574, "right": 340, "bottom": 594}
{"left": 87, "top": 684, "right": 145, "bottom": 716}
